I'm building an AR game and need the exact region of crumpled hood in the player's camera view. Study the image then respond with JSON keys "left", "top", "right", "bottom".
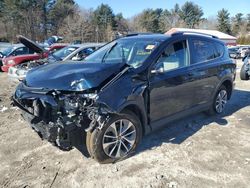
{"left": 25, "top": 61, "right": 125, "bottom": 91}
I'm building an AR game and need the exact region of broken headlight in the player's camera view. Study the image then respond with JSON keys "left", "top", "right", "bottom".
{"left": 16, "top": 69, "right": 28, "bottom": 76}
{"left": 64, "top": 96, "right": 79, "bottom": 116}
{"left": 7, "top": 60, "right": 15, "bottom": 65}
{"left": 83, "top": 93, "right": 97, "bottom": 99}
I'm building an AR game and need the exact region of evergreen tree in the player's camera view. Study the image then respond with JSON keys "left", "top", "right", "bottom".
{"left": 247, "top": 14, "right": 250, "bottom": 32}
{"left": 139, "top": 8, "right": 163, "bottom": 33}
{"left": 217, "top": 9, "right": 232, "bottom": 34}
{"left": 179, "top": 1, "right": 204, "bottom": 28}
{"left": 93, "top": 4, "right": 115, "bottom": 41}
{"left": 232, "top": 13, "right": 243, "bottom": 35}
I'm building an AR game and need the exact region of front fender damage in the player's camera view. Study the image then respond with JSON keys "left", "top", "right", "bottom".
{"left": 12, "top": 83, "right": 119, "bottom": 150}
{"left": 13, "top": 68, "right": 149, "bottom": 151}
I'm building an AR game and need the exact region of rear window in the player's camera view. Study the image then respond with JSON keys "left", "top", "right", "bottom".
{"left": 214, "top": 43, "right": 224, "bottom": 58}
{"left": 192, "top": 39, "right": 223, "bottom": 64}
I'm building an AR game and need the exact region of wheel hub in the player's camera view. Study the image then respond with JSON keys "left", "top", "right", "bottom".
{"left": 102, "top": 119, "right": 136, "bottom": 159}
{"left": 215, "top": 89, "right": 228, "bottom": 113}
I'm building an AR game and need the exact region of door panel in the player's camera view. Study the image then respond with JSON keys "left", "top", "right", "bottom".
{"left": 149, "top": 39, "right": 195, "bottom": 122}
{"left": 149, "top": 67, "right": 196, "bottom": 122}
{"left": 188, "top": 38, "right": 222, "bottom": 106}
{"left": 187, "top": 63, "right": 219, "bottom": 107}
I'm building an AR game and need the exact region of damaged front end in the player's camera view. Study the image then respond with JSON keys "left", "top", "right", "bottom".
{"left": 12, "top": 82, "right": 110, "bottom": 150}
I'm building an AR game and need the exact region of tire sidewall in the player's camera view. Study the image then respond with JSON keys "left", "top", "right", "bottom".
{"left": 90, "top": 111, "right": 142, "bottom": 164}
{"left": 240, "top": 64, "right": 249, "bottom": 80}
{"left": 213, "top": 85, "right": 228, "bottom": 114}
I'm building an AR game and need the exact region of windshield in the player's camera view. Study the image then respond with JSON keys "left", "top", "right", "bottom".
{"left": 84, "top": 38, "right": 160, "bottom": 68}
{"left": 52, "top": 46, "right": 78, "bottom": 60}
{"left": 2, "top": 46, "right": 14, "bottom": 56}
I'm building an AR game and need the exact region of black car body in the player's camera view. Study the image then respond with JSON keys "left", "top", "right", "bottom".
{"left": 13, "top": 33, "right": 236, "bottom": 163}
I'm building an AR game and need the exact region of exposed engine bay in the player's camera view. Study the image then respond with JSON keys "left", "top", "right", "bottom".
{"left": 18, "top": 58, "right": 49, "bottom": 70}
{"left": 12, "top": 83, "right": 112, "bottom": 150}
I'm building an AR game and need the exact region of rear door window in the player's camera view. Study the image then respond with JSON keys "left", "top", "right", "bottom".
{"left": 214, "top": 43, "right": 225, "bottom": 58}
{"left": 191, "top": 39, "right": 218, "bottom": 64}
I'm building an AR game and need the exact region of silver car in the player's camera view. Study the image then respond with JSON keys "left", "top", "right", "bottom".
{"left": 8, "top": 43, "right": 104, "bottom": 81}
{"left": 240, "top": 55, "right": 250, "bottom": 80}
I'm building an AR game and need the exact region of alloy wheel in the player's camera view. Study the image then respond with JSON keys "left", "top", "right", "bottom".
{"left": 102, "top": 119, "right": 136, "bottom": 159}
{"left": 215, "top": 90, "right": 227, "bottom": 113}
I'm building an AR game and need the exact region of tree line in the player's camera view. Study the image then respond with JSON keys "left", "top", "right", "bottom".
{"left": 0, "top": 0, "right": 249, "bottom": 44}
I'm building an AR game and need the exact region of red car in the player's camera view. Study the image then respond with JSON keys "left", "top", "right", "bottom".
{"left": 1, "top": 36, "right": 67, "bottom": 72}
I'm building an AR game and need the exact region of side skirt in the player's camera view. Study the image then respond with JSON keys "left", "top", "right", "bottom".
{"left": 148, "top": 103, "right": 211, "bottom": 133}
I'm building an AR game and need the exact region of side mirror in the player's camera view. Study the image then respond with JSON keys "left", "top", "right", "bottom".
{"left": 151, "top": 66, "right": 164, "bottom": 74}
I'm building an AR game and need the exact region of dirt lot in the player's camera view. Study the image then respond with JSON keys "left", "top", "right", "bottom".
{"left": 0, "top": 60, "right": 250, "bottom": 188}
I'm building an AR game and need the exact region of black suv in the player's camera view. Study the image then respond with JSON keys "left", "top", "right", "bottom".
{"left": 13, "top": 32, "right": 236, "bottom": 163}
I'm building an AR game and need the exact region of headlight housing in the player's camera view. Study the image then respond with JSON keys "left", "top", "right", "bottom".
{"left": 16, "top": 69, "right": 28, "bottom": 76}
{"left": 83, "top": 93, "right": 98, "bottom": 99}
{"left": 7, "top": 60, "right": 15, "bottom": 65}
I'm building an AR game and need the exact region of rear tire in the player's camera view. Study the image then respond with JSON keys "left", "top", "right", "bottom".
{"left": 240, "top": 65, "right": 249, "bottom": 80}
{"left": 206, "top": 85, "right": 228, "bottom": 115}
{"left": 86, "top": 110, "right": 142, "bottom": 164}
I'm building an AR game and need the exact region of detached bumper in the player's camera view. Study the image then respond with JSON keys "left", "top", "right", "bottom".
{"left": 21, "top": 110, "right": 78, "bottom": 150}
{"left": 12, "top": 83, "right": 80, "bottom": 150}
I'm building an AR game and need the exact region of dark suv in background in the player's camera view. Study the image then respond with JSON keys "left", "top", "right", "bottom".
{"left": 13, "top": 32, "right": 236, "bottom": 163}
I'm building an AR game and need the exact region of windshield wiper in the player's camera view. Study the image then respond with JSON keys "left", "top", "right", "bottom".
{"left": 101, "top": 42, "right": 117, "bottom": 63}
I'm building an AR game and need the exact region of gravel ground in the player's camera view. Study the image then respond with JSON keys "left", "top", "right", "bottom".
{"left": 0, "top": 60, "right": 250, "bottom": 188}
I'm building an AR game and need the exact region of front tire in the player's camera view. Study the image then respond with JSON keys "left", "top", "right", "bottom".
{"left": 86, "top": 110, "right": 142, "bottom": 164}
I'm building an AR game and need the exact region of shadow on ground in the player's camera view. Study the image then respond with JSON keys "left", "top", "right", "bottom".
{"left": 74, "top": 89, "right": 250, "bottom": 158}
{"left": 137, "top": 89, "right": 250, "bottom": 153}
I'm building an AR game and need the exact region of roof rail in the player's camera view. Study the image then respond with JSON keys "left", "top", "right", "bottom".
{"left": 125, "top": 32, "right": 156, "bottom": 37}
{"left": 171, "top": 31, "right": 219, "bottom": 39}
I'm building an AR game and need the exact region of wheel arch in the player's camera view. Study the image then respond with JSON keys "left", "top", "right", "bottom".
{"left": 221, "top": 79, "right": 233, "bottom": 99}
{"left": 214, "top": 78, "right": 233, "bottom": 100}
{"left": 118, "top": 102, "right": 149, "bottom": 135}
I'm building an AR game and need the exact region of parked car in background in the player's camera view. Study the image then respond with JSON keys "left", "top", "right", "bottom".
{"left": 238, "top": 46, "right": 250, "bottom": 58}
{"left": 8, "top": 43, "right": 104, "bottom": 81}
{"left": 228, "top": 47, "right": 240, "bottom": 59}
{"left": 240, "top": 55, "right": 250, "bottom": 80}
{"left": 63, "top": 43, "right": 104, "bottom": 61}
{"left": 44, "top": 35, "right": 63, "bottom": 46}
{"left": 1, "top": 35, "right": 67, "bottom": 72}
{"left": 13, "top": 32, "right": 236, "bottom": 163}
{"left": 0, "top": 44, "right": 35, "bottom": 71}
{"left": 244, "top": 48, "right": 250, "bottom": 57}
